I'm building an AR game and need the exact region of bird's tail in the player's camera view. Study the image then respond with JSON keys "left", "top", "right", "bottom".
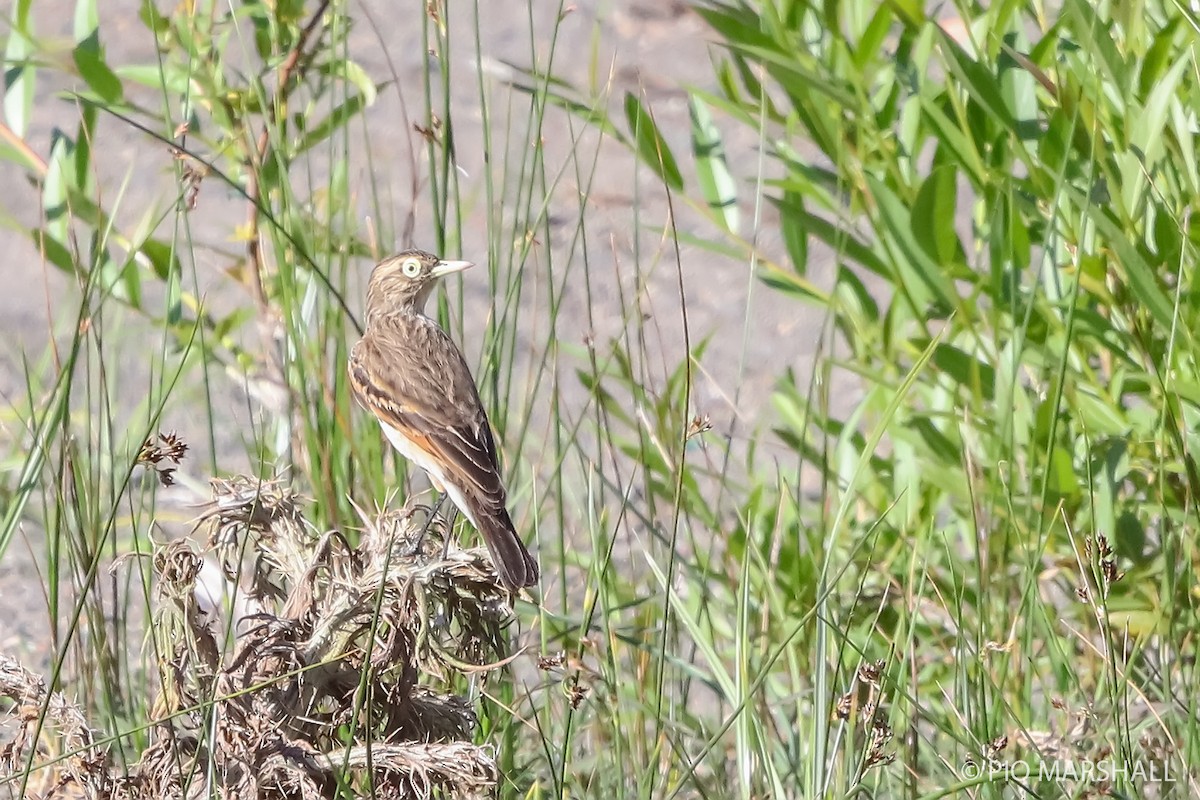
{"left": 477, "top": 507, "right": 539, "bottom": 590}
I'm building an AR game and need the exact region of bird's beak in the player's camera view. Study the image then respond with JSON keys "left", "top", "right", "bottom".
{"left": 431, "top": 259, "right": 474, "bottom": 277}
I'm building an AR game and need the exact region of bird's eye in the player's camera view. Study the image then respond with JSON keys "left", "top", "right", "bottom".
{"left": 401, "top": 258, "right": 422, "bottom": 277}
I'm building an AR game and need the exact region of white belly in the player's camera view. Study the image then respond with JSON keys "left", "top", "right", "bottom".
{"left": 379, "top": 421, "right": 479, "bottom": 530}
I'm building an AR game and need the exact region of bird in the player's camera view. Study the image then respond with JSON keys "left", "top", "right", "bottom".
{"left": 347, "top": 249, "right": 539, "bottom": 590}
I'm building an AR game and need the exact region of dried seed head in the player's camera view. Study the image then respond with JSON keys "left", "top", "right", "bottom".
{"left": 159, "top": 431, "right": 188, "bottom": 460}
{"left": 686, "top": 414, "right": 713, "bottom": 441}
{"left": 865, "top": 721, "right": 895, "bottom": 770}
{"left": 138, "top": 431, "right": 189, "bottom": 486}
{"left": 154, "top": 539, "right": 202, "bottom": 592}
{"left": 566, "top": 677, "right": 589, "bottom": 709}
{"left": 538, "top": 652, "right": 566, "bottom": 670}
{"left": 859, "top": 659, "right": 885, "bottom": 685}
{"left": 835, "top": 693, "right": 853, "bottom": 720}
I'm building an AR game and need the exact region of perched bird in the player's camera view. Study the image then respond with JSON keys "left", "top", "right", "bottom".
{"left": 348, "top": 249, "right": 538, "bottom": 589}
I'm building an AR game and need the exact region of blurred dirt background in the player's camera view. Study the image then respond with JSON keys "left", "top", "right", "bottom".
{"left": 0, "top": 0, "right": 836, "bottom": 657}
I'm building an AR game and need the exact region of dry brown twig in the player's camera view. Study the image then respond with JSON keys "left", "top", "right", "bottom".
{"left": 1, "top": 474, "right": 527, "bottom": 799}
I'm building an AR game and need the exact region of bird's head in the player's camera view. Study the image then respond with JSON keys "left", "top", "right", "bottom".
{"left": 365, "top": 249, "right": 473, "bottom": 319}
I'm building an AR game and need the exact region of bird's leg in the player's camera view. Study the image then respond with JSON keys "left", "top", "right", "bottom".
{"left": 440, "top": 505, "right": 459, "bottom": 560}
{"left": 406, "top": 493, "right": 448, "bottom": 557}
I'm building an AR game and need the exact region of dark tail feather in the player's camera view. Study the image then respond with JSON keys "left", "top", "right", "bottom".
{"left": 477, "top": 508, "right": 538, "bottom": 589}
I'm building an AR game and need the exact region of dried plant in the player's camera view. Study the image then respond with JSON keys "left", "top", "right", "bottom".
{"left": 0, "top": 655, "right": 113, "bottom": 799}
{"left": 2, "top": 475, "right": 528, "bottom": 799}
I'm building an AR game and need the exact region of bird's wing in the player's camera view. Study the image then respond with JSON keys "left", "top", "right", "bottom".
{"left": 348, "top": 316, "right": 506, "bottom": 511}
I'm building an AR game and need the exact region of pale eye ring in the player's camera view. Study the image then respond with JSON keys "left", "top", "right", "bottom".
{"left": 401, "top": 258, "right": 421, "bottom": 277}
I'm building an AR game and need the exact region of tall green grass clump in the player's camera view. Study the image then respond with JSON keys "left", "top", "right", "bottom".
{"left": 668, "top": 1, "right": 1200, "bottom": 796}
{"left": 512, "top": 0, "right": 1200, "bottom": 796}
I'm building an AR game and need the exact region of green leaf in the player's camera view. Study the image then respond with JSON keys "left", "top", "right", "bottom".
{"left": 1130, "top": 51, "right": 1187, "bottom": 168}
{"left": 1045, "top": 445, "right": 1081, "bottom": 502}
{"left": 1071, "top": 387, "right": 1129, "bottom": 436}
{"left": 688, "top": 95, "right": 738, "bottom": 233}
{"left": 717, "top": 42, "right": 851, "bottom": 154}
{"left": 854, "top": 6, "right": 894, "bottom": 70}
{"left": 251, "top": 3, "right": 275, "bottom": 59}
{"left": 13, "top": 0, "right": 33, "bottom": 26}
{"left": 1139, "top": 17, "right": 1181, "bottom": 97}
{"left": 692, "top": 2, "right": 777, "bottom": 52}
{"left": 834, "top": 265, "right": 879, "bottom": 324}
{"left": 43, "top": 133, "right": 72, "bottom": 241}
{"left": 998, "top": 31, "right": 1039, "bottom": 140}
{"left": 867, "top": 175, "right": 959, "bottom": 313}
{"left": 1063, "top": 0, "right": 1130, "bottom": 95}
{"left": 929, "top": 343, "right": 996, "bottom": 400}
{"left": 116, "top": 64, "right": 189, "bottom": 93}
{"left": 720, "top": 42, "right": 857, "bottom": 110}
{"left": 768, "top": 195, "right": 889, "bottom": 279}
{"left": 73, "top": 31, "right": 124, "bottom": 104}
{"left": 919, "top": 96, "right": 986, "bottom": 188}
{"left": 294, "top": 92, "right": 376, "bottom": 154}
{"left": 4, "top": 29, "right": 35, "bottom": 138}
{"left": 138, "top": 238, "right": 180, "bottom": 282}
{"left": 276, "top": 0, "right": 306, "bottom": 25}
{"left": 73, "top": 102, "right": 96, "bottom": 193}
{"left": 935, "top": 27, "right": 1015, "bottom": 132}
{"left": 624, "top": 92, "right": 683, "bottom": 191}
{"left": 344, "top": 61, "right": 378, "bottom": 107}
{"left": 74, "top": 0, "right": 98, "bottom": 40}
{"left": 758, "top": 263, "right": 826, "bottom": 303}
{"left": 1170, "top": 92, "right": 1199, "bottom": 192}
{"left": 33, "top": 229, "right": 75, "bottom": 273}
{"left": 1065, "top": 185, "right": 1176, "bottom": 332}
{"left": 1152, "top": 203, "right": 1182, "bottom": 264}
{"left": 324, "top": 59, "right": 379, "bottom": 107}
{"left": 138, "top": 0, "right": 169, "bottom": 33}
{"left": 904, "top": 415, "right": 961, "bottom": 466}
{"left": 102, "top": 252, "right": 142, "bottom": 308}
{"left": 777, "top": 191, "right": 807, "bottom": 274}
{"left": 1114, "top": 511, "right": 1146, "bottom": 562}
{"left": 1038, "top": 107, "right": 1078, "bottom": 178}
{"left": 911, "top": 165, "right": 962, "bottom": 266}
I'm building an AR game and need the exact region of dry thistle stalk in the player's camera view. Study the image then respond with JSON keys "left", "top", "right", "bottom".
{"left": 131, "top": 475, "right": 520, "bottom": 799}
{"left": 1, "top": 479, "right": 525, "bottom": 796}
{"left": 0, "top": 654, "right": 113, "bottom": 798}
{"left": 1, "top": 475, "right": 528, "bottom": 798}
